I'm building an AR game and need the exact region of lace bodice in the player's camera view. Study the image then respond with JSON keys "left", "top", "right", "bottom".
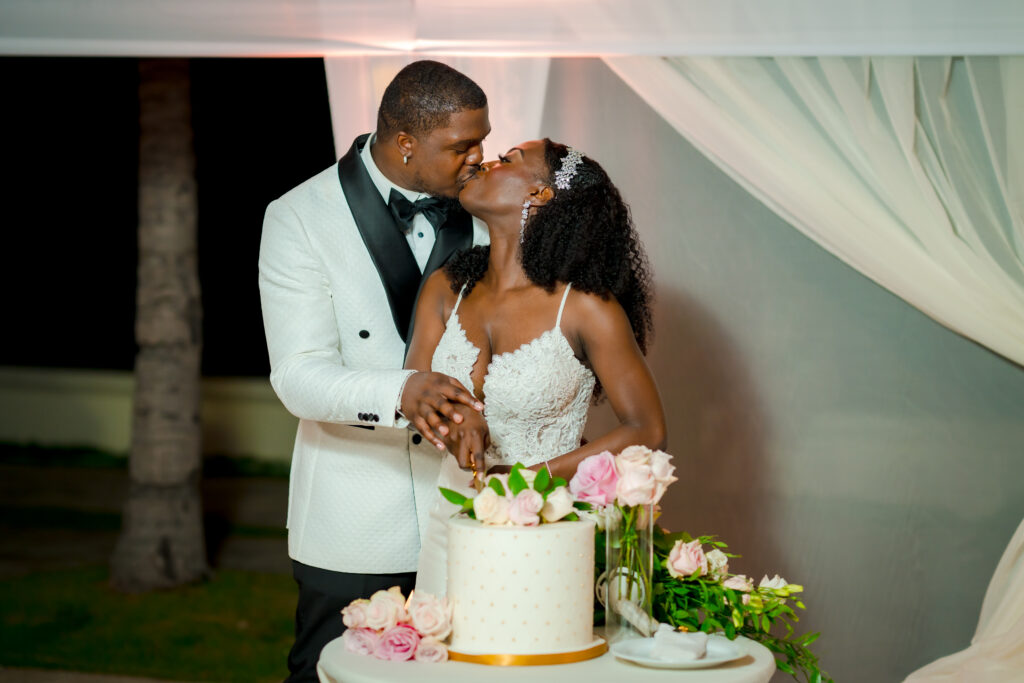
{"left": 431, "top": 284, "right": 596, "bottom": 468}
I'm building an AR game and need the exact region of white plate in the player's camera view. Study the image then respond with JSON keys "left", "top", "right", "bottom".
{"left": 610, "top": 634, "right": 744, "bottom": 670}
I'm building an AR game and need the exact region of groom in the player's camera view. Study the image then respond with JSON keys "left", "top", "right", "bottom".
{"left": 258, "top": 60, "right": 490, "bottom": 682}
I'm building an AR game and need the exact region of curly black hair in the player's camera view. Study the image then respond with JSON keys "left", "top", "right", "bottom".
{"left": 444, "top": 139, "right": 655, "bottom": 391}
{"left": 376, "top": 60, "right": 487, "bottom": 139}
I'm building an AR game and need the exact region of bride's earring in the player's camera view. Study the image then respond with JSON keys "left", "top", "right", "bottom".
{"left": 403, "top": 155, "right": 409, "bottom": 165}
{"left": 519, "top": 200, "right": 531, "bottom": 244}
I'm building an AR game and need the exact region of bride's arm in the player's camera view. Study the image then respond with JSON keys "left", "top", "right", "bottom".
{"left": 405, "top": 271, "right": 489, "bottom": 470}
{"left": 540, "top": 290, "right": 666, "bottom": 481}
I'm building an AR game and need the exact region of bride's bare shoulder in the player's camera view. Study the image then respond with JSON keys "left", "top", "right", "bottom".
{"left": 562, "top": 286, "right": 633, "bottom": 342}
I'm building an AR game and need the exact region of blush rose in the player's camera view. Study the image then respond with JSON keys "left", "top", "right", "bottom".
{"left": 374, "top": 624, "right": 421, "bottom": 661}
{"left": 509, "top": 489, "right": 543, "bottom": 526}
{"left": 667, "top": 539, "right": 708, "bottom": 578}
{"left": 569, "top": 451, "right": 619, "bottom": 506}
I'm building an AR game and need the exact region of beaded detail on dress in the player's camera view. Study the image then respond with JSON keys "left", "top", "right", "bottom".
{"left": 430, "top": 284, "right": 595, "bottom": 468}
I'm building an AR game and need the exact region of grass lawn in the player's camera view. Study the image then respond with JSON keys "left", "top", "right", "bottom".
{"left": 0, "top": 566, "right": 296, "bottom": 682}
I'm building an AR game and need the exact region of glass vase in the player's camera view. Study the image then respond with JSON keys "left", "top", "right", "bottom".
{"left": 601, "top": 503, "right": 655, "bottom": 644}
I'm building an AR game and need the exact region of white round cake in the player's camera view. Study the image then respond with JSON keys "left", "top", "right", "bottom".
{"left": 446, "top": 517, "right": 601, "bottom": 661}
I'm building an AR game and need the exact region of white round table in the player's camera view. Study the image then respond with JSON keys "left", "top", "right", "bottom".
{"left": 317, "top": 633, "right": 776, "bottom": 683}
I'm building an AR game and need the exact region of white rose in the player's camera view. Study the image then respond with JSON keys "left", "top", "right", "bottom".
{"left": 473, "top": 488, "right": 499, "bottom": 521}
{"left": 649, "top": 450, "right": 678, "bottom": 504}
{"left": 341, "top": 598, "right": 370, "bottom": 629}
{"left": 759, "top": 574, "right": 789, "bottom": 590}
{"left": 407, "top": 592, "right": 452, "bottom": 640}
{"left": 473, "top": 488, "right": 510, "bottom": 525}
{"left": 615, "top": 464, "right": 657, "bottom": 507}
{"left": 616, "top": 445, "right": 653, "bottom": 469}
{"left": 541, "top": 486, "right": 575, "bottom": 523}
{"left": 706, "top": 549, "right": 729, "bottom": 581}
{"left": 518, "top": 468, "right": 539, "bottom": 487}
{"left": 484, "top": 473, "right": 510, "bottom": 497}
{"left": 723, "top": 574, "right": 754, "bottom": 592}
{"left": 365, "top": 587, "right": 406, "bottom": 630}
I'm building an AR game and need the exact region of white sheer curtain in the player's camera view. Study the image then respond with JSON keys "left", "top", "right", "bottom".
{"left": 3, "top": 0, "right": 1023, "bottom": 57}
{"left": 905, "top": 517, "right": 1024, "bottom": 681}
{"left": 604, "top": 55, "right": 1024, "bottom": 368}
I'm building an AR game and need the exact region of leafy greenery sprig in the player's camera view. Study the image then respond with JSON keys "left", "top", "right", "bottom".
{"left": 439, "top": 462, "right": 589, "bottom": 521}
{"left": 650, "top": 527, "right": 832, "bottom": 683}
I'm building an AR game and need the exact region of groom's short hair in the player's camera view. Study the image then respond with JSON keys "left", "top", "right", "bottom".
{"left": 376, "top": 60, "right": 487, "bottom": 139}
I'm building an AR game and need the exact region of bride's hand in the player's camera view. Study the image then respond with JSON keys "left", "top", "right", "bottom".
{"left": 443, "top": 404, "right": 489, "bottom": 474}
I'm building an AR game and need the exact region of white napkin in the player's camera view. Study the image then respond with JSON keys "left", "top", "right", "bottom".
{"left": 648, "top": 623, "right": 709, "bottom": 662}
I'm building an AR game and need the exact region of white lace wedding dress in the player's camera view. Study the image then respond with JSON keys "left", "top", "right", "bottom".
{"left": 414, "top": 283, "right": 596, "bottom": 597}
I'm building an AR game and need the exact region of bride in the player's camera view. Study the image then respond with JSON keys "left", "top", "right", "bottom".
{"left": 405, "top": 139, "right": 666, "bottom": 596}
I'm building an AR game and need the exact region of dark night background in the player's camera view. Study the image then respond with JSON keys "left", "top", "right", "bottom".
{"left": 1, "top": 57, "right": 336, "bottom": 377}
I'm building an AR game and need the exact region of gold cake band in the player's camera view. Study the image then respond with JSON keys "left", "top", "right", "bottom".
{"left": 448, "top": 640, "right": 607, "bottom": 666}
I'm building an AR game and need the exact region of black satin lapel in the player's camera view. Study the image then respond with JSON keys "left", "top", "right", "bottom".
{"left": 422, "top": 208, "right": 473, "bottom": 278}
{"left": 337, "top": 134, "right": 422, "bottom": 342}
{"left": 404, "top": 208, "right": 474, "bottom": 361}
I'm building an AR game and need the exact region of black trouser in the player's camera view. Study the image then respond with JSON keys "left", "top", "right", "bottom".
{"left": 285, "top": 560, "right": 416, "bottom": 683}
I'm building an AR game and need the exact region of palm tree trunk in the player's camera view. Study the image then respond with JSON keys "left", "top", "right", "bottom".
{"left": 112, "top": 58, "right": 209, "bottom": 591}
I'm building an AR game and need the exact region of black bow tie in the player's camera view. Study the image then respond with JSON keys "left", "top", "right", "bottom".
{"left": 388, "top": 188, "right": 450, "bottom": 233}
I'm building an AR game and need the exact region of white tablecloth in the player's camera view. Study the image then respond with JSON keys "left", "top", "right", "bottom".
{"left": 318, "top": 633, "right": 776, "bottom": 683}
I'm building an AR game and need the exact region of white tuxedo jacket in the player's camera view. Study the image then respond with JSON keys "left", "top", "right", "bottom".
{"left": 259, "top": 134, "right": 488, "bottom": 573}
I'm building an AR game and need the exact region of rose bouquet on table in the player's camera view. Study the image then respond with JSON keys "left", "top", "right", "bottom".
{"left": 439, "top": 462, "right": 584, "bottom": 525}
{"left": 340, "top": 586, "right": 452, "bottom": 662}
{"left": 571, "top": 446, "right": 831, "bottom": 683}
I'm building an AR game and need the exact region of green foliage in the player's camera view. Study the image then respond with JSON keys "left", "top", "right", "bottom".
{"left": 645, "top": 530, "right": 832, "bottom": 683}
{"left": 439, "top": 487, "right": 468, "bottom": 507}
{"left": 508, "top": 466, "right": 528, "bottom": 496}
{"left": 487, "top": 477, "right": 506, "bottom": 497}
{"left": 0, "top": 566, "right": 294, "bottom": 682}
{"left": 533, "top": 466, "right": 551, "bottom": 493}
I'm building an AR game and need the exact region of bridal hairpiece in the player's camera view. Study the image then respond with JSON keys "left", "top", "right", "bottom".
{"left": 553, "top": 148, "right": 584, "bottom": 190}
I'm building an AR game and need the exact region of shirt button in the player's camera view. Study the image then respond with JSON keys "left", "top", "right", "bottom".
{"left": 417, "top": 232, "right": 424, "bottom": 238}
{"left": 412, "top": 434, "right": 422, "bottom": 445}
{"left": 359, "top": 330, "right": 370, "bottom": 339}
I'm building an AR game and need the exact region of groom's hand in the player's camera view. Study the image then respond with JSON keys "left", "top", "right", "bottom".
{"left": 401, "top": 371, "right": 483, "bottom": 450}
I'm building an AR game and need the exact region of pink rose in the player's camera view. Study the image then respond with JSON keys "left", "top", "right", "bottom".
{"left": 723, "top": 574, "right": 754, "bottom": 592}
{"left": 509, "top": 489, "right": 543, "bottom": 526}
{"left": 667, "top": 539, "right": 708, "bottom": 578}
{"left": 340, "top": 598, "right": 370, "bottom": 629}
{"left": 615, "top": 463, "right": 657, "bottom": 507}
{"left": 342, "top": 628, "right": 380, "bottom": 656}
{"left": 407, "top": 591, "right": 452, "bottom": 640}
{"left": 365, "top": 586, "right": 407, "bottom": 631}
{"left": 374, "top": 624, "right": 421, "bottom": 661}
{"left": 414, "top": 637, "right": 449, "bottom": 663}
{"left": 569, "top": 452, "right": 619, "bottom": 506}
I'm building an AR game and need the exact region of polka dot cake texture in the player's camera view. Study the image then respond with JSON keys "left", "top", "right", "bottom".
{"left": 447, "top": 517, "right": 596, "bottom": 656}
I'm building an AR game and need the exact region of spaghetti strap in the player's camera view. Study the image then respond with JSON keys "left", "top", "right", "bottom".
{"left": 448, "top": 284, "right": 467, "bottom": 322}
{"left": 555, "top": 283, "right": 572, "bottom": 329}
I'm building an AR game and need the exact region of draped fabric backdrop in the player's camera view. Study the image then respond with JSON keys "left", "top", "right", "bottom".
{"left": 3, "top": 1, "right": 1024, "bottom": 680}
{"left": 604, "top": 55, "right": 1024, "bottom": 369}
